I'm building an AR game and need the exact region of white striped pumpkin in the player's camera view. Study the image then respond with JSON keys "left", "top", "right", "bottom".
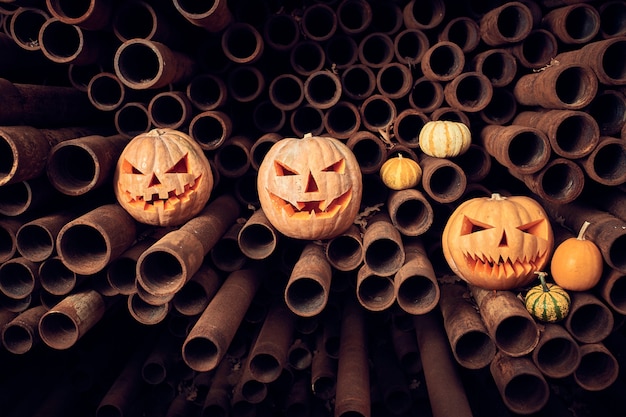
{"left": 418, "top": 120, "right": 471, "bottom": 158}
{"left": 525, "top": 272, "right": 570, "bottom": 323}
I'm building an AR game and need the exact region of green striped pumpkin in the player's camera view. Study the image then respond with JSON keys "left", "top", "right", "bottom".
{"left": 525, "top": 272, "right": 570, "bottom": 323}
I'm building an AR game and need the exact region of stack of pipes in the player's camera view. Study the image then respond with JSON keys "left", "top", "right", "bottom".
{"left": 0, "top": 0, "right": 626, "bottom": 416}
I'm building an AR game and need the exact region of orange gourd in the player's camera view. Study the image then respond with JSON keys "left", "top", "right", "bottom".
{"left": 550, "top": 221, "right": 604, "bottom": 291}
{"left": 379, "top": 153, "right": 422, "bottom": 190}
{"left": 114, "top": 128, "right": 214, "bottom": 226}
{"left": 442, "top": 193, "right": 554, "bottom": 290}
{"left": 257, "top": 133, "right": 363, "bottom": 240}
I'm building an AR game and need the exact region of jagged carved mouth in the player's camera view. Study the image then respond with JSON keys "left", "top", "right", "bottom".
{"left": 268, "top": 189, "right": 352, "bottom": 219}
{"left": 463, "top": 251, "right": 548, "bottom": 280}
{"left": 125, "top": 175, "right": 201, "bottom": 212}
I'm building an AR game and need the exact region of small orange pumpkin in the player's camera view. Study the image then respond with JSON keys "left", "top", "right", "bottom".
{"left": 114, "top": 128, "right": 213, "bottom": 226}
{"left": 442, "top": 193, "right": 554, "bottom": 290}
{"left": 419, "top": 120, "right": 471, "bottom": 158}
{"left": 550, "top": 221, "right": 604, "bottom": 291}
{"left": 257, "top": 133, "right": 363, "bottom": 240}
{"left": 380, "top": 153, "right": 422, "bottom": 190}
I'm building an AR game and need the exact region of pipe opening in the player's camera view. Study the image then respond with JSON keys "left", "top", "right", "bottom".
{"left": 362, "top": 97, "right": 394, "bottom": 129}
{"left": 609, "top": 234, "right": 626, "bottom": 272}
{"left": 394, "top": 199, "right": 431, "bottom": 234}
{"left": 228, "top": 67, "right": 263, "bottom": 102}
{"left": 239, "top": 224, "right": 276, "bottom": 259}
{"left": 497, "top": 5, "right": 531, "bottom": 39}
{"left": 242, "top": 379, "right": 267, "bottom": 403}
{"left": 349, "top": 137, "right": 385, "bottom": 173}
{"left": 455, "top": 330, "right": 494, "bottom": 365}
{"left": 40, "top": 20, "right": 82, "bottom": 61}
{"left": 116, "top": 43, "right": 160, "bottom": 85}
{"left": 116, "top": 104, "right": 150, "bottom": 138}
{"left": 341, "top": 65, "right": 375, "bottom": 99}
{"left": 565, "top": 7, "right": 599, "bottom": 41}
{"left": 286, "top": 277, "right": 325, "bottom": 315}
{"left": 540, "top": 163, "right": 579, "bottom": 200}
{"left": 291, "top": 106, "right": 324, "bottom": 137}
{"left": 603, "top": 41, "right": 626, "bottom": 82}
{"left": 503, "top": 374, "right": 548, "bottom": 411}
{"left": 395, "top": 113, "right": 426, "bottom": 146}
{"left": 0, "top": 138, "right": 14, "bottom": 179}
{"left": 223, "top": 25, "right": 260, "bottom": 62}
{"left": 569, "top": 304, "right": 612, "bottom": 341}
{"left": 338, "top": 0, "right": 371, "bottom": 33}
{"left": 265, "top": 14, "right": 298, "bottom": 50}
{"left": 59, "top": 224, "right": 108, "bottom": 272}
{"left": 216, "top": 143, "right": 249, "bottom": 175}
{"left": 358, "top": 275, "right": 394, "bottom": 308}
{"left": 16, "top": 224, "right": 54, "bottom": 262}
{"left": 359, "top": 34, "right": 394, "bottom": 67}
{"left": 190, "top": 113, "right": 228, "bottom": 149}
{"left": 397, "top": 276, "right": 437, "bottom": 309}
{"left": 0, "top": 227, "right": 15, "bottom": 261}
{"left": 305, "top": 73, "right": 341, "bottom": 108}
{"left": 2, "top": 325, "right": 32, "bottom": 354}
{"left": 183, "top": 337, "right": 219, "bottom": 371}
{"left": 575, "top": 350, "right": 617, "bottom": 388}
{"left": 39, "top": 311, "right": 79, "bottom": 349}
{"left": 325, "top": 35, "right": 358, "bottom": 68}
{"left": 378, "top": 65, "right": 410, "bottom": 97}
{"left": 97, "top": 404, "right": 123, "bottom": 417}
{"left": 49, "top": 145, "right": 96, "bottom": 192}
{"left": 446, "top": 19, "right": 479, "bottom": 51}
{"left": 494, "top": 315, "right": 537, "bottom": 354}
{"left": 253, "top": 101, "right": 285, "bottom": 133}
{"left": 600, "top": 3, "right": 626, "bottom": 37}
{"left": 370, "top": 1, "right": 402, "bottom": 34}
{"left": 365, "top": 239, "right": 403, "bottom": 274}
{"left": 114, "top": 3, "right": 154, "bottom": 40}
{"left": 408, "top": 0, "right": 442, "bottom": 27}
{"left": 150, "top": 95, "right": 187, "bottom": 128}
{"left": 410, "top": 79, "right": 442, "bottom": 112}
{"left": 0, "top": 262, "right": 35, "bottom": 298}
{"left": 250, "top": 353, "right": 280, "bottom": 382}
{"left": 453, "top": 74, "right": 491, "bottom": 108}
{"left": 270, "top": 76, "right": 303, "bottom": 109}
{"left": 210, "top": 235, "right": 244, "bottom": 272}
{"left": 173, "top": 280, "right": 210, "bottom": 316}
{"left": 555, "top": 67, "right": 591, "bottom": 106}
{"left": 385, "top": 390, "right": 412, "bottom": 415}
{"left": 589, "top": 93, "right": 626, "bottom": 135}
{"left": 507, "top": 131, "right": 548, "bottom": 169}
{"left": 521, "top": 31, "right": 557, "bottom": 67}
{"left": 394, "top": 29, "right": 427, "bottom": 64}
{"left": 313, "top": 376, "right": 336, "bottom": 399}
{"left": 326, "top": 235, "right": 362, "bottom": 269}
{"left": 89, "top": 75, "right": 124, "bottom": 109}
{"left": 47, "top": 0, "right": 90, "bottom": 19}
{"left": 290, "top": 42, "right": 324, "bottom": 75}
{"left": 188, "top": 75, "right": 225, "bottom": 110}
{"left": 554, "top": 114, "right": 597, "bottom": 154}
{"left": 481, "top": 89, "right": 516, "bottom": 124}
{"left": 302, "top": 5, "right": 336, "bottom": 41}
{"left": 428, "top": 165, "right": 463, "bottom": 197}
{"left": 11, "top": 9, "right": 48, "bottom": 49}
{"left": 535, "top": 337, "right": 578, "bottom": 376}
{"left": 106, "top": 257, "right": 138, "bottom": 295}
{"left": 139, "top": 251, "right": 184, "bottom": 294}
{"left": 174, "top": 0, "right": 218, "bottom": 14}
{"left": 609, "top": 274, "right": 626, "bottom": 312}
{"left": 288, "top": 345, "right": 312, "bottom": 370}
{"left": 325, "top": 105, "right": 359, "bottom": 137}
{"left": 479, "top": 51, "right": 515, "bottom": 85}
{"left": 428, "top": 45, "right": 461, "bottom": 77}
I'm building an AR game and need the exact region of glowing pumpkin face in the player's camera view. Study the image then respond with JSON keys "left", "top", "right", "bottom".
{"left": 257, "top": 134, "right": 362, "bottom": 240}
{"left": 114, "top": 128, "right": 213, "bottom": 226}
{"left": 442, "top": 193, "right": 554, "bottom": 290}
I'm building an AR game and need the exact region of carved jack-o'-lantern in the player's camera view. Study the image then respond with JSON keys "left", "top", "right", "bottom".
{"left": 114, "top": 128, "right": 213, "bottom": 226}
{"left": 442, "top": 193, "right": 554, "bottom": 290}
{"left": 257, "top": 133, "right": 362, "bottom": 240}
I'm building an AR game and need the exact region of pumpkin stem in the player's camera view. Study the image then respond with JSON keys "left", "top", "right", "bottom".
{"left": 577, "top": 221, "right": 591, "bottom": 240}
{"left": 534, "top": 271, "right": 550, "bottom": 292}
{"left": 491, "top": 193, "right": 506, "bottom": 201}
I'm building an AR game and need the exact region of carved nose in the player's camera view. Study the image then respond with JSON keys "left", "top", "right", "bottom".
{"left": 305, "top": 172, "right": 319, "bottom": 192}
{"left": 148, "top": 173, "right": 161, "bottom": 187}
{"left": 499, "top": 231, "right": 508, "bottom": 247}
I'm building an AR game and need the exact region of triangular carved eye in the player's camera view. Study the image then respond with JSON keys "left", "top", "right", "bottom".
{"left": 274, "top": 161, "right": 298, "bottom": 176}
{"left": 518, "top": 219, "right": 546, "bottom": 236}
{"left": 322, "top": 158, "right": 345, "bottom": 174}
{"left": 460, "top": 216, "right": 494, "bottom": 235}
{"left": 122, "top": 159, "right": 144, "bottom": 175}
{"left": 165, "top": 154, "right": 189, "bottom": 174}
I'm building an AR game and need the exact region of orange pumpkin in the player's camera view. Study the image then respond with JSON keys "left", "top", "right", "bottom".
{"left": 114, "top": 128, "right": 213, "bottom": 226}
{"left": 442, "top": 193, "right": 554, "bottom": 290}
{"left": 551, "top": 221, "right": 603, "bottom": 291}
{"left": 257, "top": 133, "right": 363, "bottom": 240}
{"left": 380, "top": 153, "right": 422, "bottom": 190}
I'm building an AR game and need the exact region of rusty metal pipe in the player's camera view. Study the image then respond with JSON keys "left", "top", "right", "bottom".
{"left": 597, "top": 268, "right": 626, "bottom": 315}
{"left": 542, "top": 3, "right": 600, "bottom": 44}
{"left": 183, "top": 268, "right": 263, "bottom": 372}
{"left": 599, "top": 1, "right": 626, "bottom": 38}
{"left": 171, "top": 0, "right": 232, "bottom": 32}
{"left": 372, "top": 339, "right": 412, "bottom": 415}
{"left": 137, "top": 195, "right": 240, "bottom": 298}
{"left": 489, "top": 351, "right": 550, "bottom": 415}
{"left": 0, "top": 178, "right": 62, "bottom": 217}
{"left": 356, "top": 263, "right": 396, "bottom": 312}
{"left": 480, "top": 124, "right": 551, "bottom": 175}
{"left": 221, "top": 22, "right": 264, "bottom": 64}
{"left": 340, "top": 63, "right": 376, "bottom": 101}
{"left": 402, "top": 0, "right": 445, "bottom": 30}
{"left": 439, "top": 16, "right": 480, "bottom": 53}
{"left": 580, "top": 136, "right": 626, "bottom": 186}
{"left": 556, "top": 37, "right": 626, "bottom": 84}
{"left": 508, "top": 29, "right": 558, "bottom": 69}
{"left": 325, "top": 35, "right": 358, "bottom": 70}
{"left": 186, "top": 73, "right": 228, "bottom": 112}
{"left": 479, "top": 88, "right": 518, "bottom": 126}
{"left": 8, "top": 6, "right": 49, "bottom": 51}
{"left": 359, "top": 93, "right": 396, "bottom": 132}
{"left": 588, "top": 89, "right": 626, "bottom": 136}
{"left": 87, "top": 72, "right": 129, "bottom": 112}
{"left": 574, "top": 343, "right": 619, "bottom": 391}
{"left": 301, "top": 3, "right": 337, "bottom": 42}
{"left": 56, "top": 203, "right": 137, "bottom": 275}
{"left": 394, "top": 238, "right": 439, "bottom": 315}
{"left": 336, "top": 0, "right": 371, "bottom": 35}
{"left": 148, "top": 91, "right": 193, "bottom": 130}
{"left": 268, "top": 73, "right": 304, "bottom": 112}
{"left": 227, "top": 65, "right": 265, "bottom": 103}
{"left": 325, "top": 224, "right": 364, "bottom": 272}
{"left": 289, "top": 40, "right": 325, "bottom": 77}
{"left": 531, "top": 323, "right": 581, "bottom": 379}
{"left": 376, "top": 62, "right": 412, "bottom": 99}
{"left": 564, "top": 291, "right": 614, "bottom": 344}
{"left": 0, "top": 256, "right": 40, "bottom": 300}
{"left": 421, "top": 41, "right": 465, "bottom": 82}
{"left": 511, "top": 157, "right": 585, "bottom": 205}
{"left": 387, "top": 189, "right": 433, "bottom": 237}
{"left": 285, "top": 242, "right": 332, "bottom": 317}
{"left": 113, "top": 0, "right": 180, "bottom": 45}
{"left": 172, "top": 262, "right": 221, "bottom": 317}
{"left": 303, "top": 70, "right": 342, "bottom": 110}
{"left": 248, "top": 301, "right": 295, "bottom": 383}
{"left": 408, "top": 76, "right": 444, "bottom": 113}
{"left": 252, "top": 100, "right": 285, "bottom": 134}
{"left": 250, "top": 133, "right": 281, "bottom": 172}
{"left": 45, "top": 0, "right": 112, "bottom": 30}
{"left": 1, "top": 304, "right": 47, "bottom": 354}
{"left": 513, "top": 62, "right": 598, "bottom": 110}
{"left": 470, "top": 285, "right": 540, "bottom": 357}
{"left": 443, "top": 71, "right": 493, "bottom": 113}
{"left": 114, "top": 39, "right": 196, "bottom": 90}
{"left": 38, "top": 256, "right": 85, "bottom": 296}
{"left": 472, "top": 48, "right": 517, "bottom": 87}
{"left": 393, "top": 28, "right": 429, "bottom": 66}
{"left": 39, "top": 17, "right": 109, "bottom": 65}
{"left": 289, "top": 104, "right": 324, "bottom": 138}
{"left": 479, "top": 2, "right": 533, "bottom": 46}
{"left": 213, "top": 135, "right": 252, "bottom": 179}
{"left": 439, "top": 282, "right": 496, "bottom": 370}
{"left": 238, "top": 208, "right": 278, "bottom": 261}
{"left": 38, "top": 288, "right": 108, "bottom": 350}
{"left": 311, "top": 326, "right": 337, "bottom": 400}
{"left": 209, "top": 223, "right": 246, "bottom": 273}
{"left": 513, "top": 109, "right": 600, "bottom": 159}
{"left": 127, "top": 292, "right": 171, "bottom": 325}
{"left": 363, "top": 212, "right": 405, "bottom": 277}
{"left": 345, "top": 130, "right": 387, "bottom": 175}
{"left": 454, "top": 143, "right": 493, "bottom": 183}
{"left": 47, "top": 134, "right": 129, "bottom": 196}
{"left": 419, "top": 154, "right": 467, "bottom": 204}
{"left": 0, "top": 218, "right": 21, "bottom": 263}
{"left": 114, "top": 101, "right": 151, "bottom": 139}
{"left": 323, "top": 100, "right": 361, "bottom": 140}
{"left": 188, "top": 110, "right": 232, "bottom": 151}
{"left": 414, "top": 309, "right": 473, "bottom": 417}
{"left": 263, "top": 13, "right": 299, "bottom": 52}
{"left": 105, "top": 238, "right": 155, "bottom": 296}
{"left": 16, "top": 210, "right": 76, "bottom": 262}
{"left": 393, "top": 108, "right": 428, "bottom": 148}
